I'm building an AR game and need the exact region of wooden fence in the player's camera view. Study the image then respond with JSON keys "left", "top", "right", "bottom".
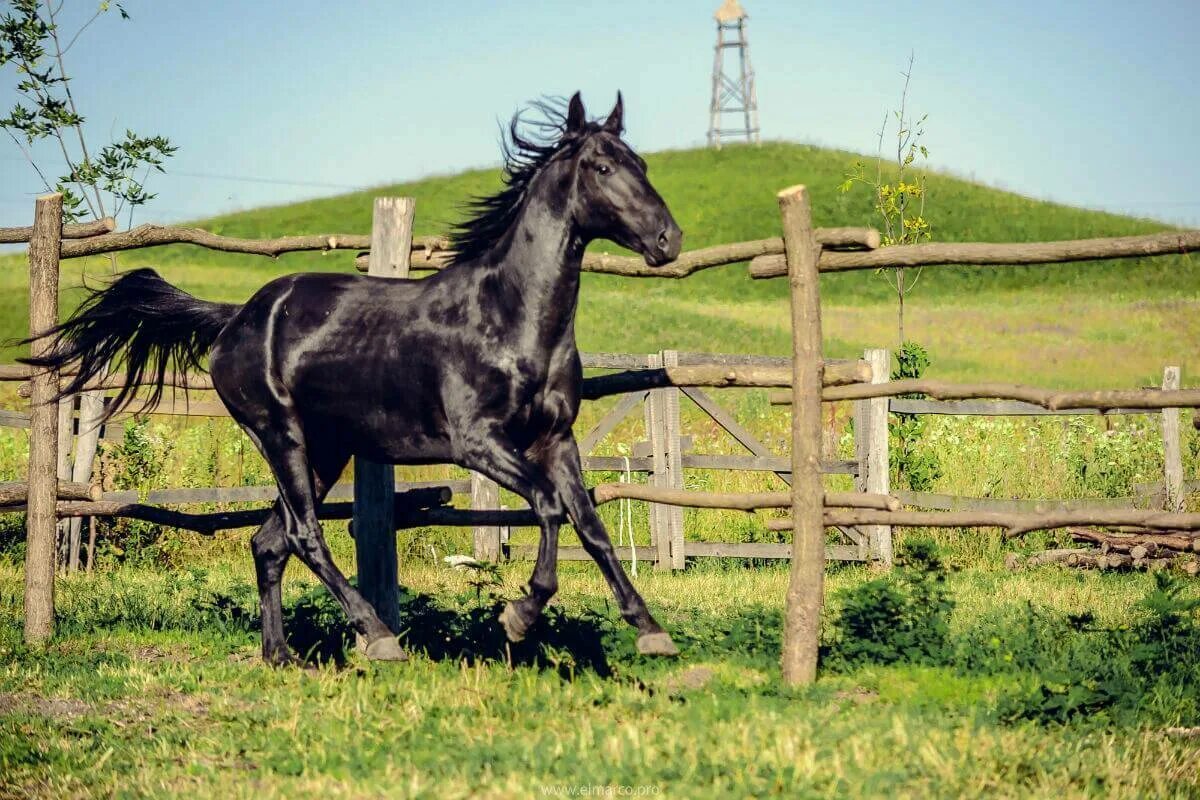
{"left": 0, "top": 347, "right": 877, "bottom": 569}
{"left": 771, "top": 358, "right": 1189, "bottom": 529}
{"left": 5, "top": 188, "right": 1200, "bottom": 686}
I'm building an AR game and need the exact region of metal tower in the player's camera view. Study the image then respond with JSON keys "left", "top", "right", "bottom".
{"left": 707, "top": 0, "right": 760, "bottom": 148}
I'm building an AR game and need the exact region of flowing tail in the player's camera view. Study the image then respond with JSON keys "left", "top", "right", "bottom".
{"left": 19, "top": 268, "right": 240, "bottom": 422}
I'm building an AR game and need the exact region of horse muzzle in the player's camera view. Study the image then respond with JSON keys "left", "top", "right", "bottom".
{"left": 642, "top": 223, "right": 683, "bottom": 267}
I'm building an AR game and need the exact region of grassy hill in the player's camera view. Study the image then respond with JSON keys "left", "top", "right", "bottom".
{"left": 1, "top": 142, "right": 1196, "bottom": 387}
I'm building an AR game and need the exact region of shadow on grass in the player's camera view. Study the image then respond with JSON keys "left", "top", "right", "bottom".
{"left": 284, "top": 583, "right": 619, "bottom": 679}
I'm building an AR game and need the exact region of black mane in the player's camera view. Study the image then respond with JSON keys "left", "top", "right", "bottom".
{"left": 450, "top": 100, "right": 601, "bottom": 265}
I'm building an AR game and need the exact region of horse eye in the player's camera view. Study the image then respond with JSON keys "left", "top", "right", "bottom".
{"left": 597, "top": 164, "right": 611, "bottom": 175}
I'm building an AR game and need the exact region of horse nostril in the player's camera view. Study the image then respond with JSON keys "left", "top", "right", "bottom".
{"left": 657, "top": 230, "right": 670, "bottom": 249}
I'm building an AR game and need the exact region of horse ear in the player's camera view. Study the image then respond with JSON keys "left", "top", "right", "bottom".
{"left": 566, "top": 92, "right": 587, "bottom": 134}
{"left": 602, "top": 92, "right": 624, "bottom": 134}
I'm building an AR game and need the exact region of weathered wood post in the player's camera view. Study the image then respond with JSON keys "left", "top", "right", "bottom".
{"left": 661, "top": 350, "right": 685, "bottom": 569}
{"left": 55, "top": 397, "right": 73, "bottom": 568}
{"left": 778, "top": 185, "right": 825, "bottom": 685}
{"left": 67, "top": 390, "right": 106, "bottom": 571}
{"left": 855, "top": 348, "right": 892, "bottom": 565}
{"left": 644, "top": 351, "right": 685, "bottom": 569}
{"left": 471, "top": 473, "right": 502, "bottom": 562}
{"left": 1162, "top": 365, "right": 1184, "bottom": 513}
{"left": 24, "top": 193, "right": 63, "bottom": 644}
{"left": 353, "top": 197, "right": 414, "bottom": 635}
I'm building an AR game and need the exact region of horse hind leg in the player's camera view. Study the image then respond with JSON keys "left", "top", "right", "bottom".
{"left": 250, "top": 447, "right": 355, "bottom": 666}
{"left": 247, "top": 413, "right": 407, "bottom": 662}
{"left": 250, "top": 511, "right": 292, "bottom": 665}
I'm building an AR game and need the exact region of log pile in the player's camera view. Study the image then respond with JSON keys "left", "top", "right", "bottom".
{"left": 1006, "top": 527, "right": 1200, "bottom": 575}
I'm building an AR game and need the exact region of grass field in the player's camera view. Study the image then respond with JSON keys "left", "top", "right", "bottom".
{"left": 1, "top": 142, "right": 1199, "bottom": 798}
{"left": 2, "top": 551, "right": 1199, "bottom": 798}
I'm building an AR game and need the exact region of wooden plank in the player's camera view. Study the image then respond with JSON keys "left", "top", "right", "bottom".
{"left": 354, "top": 197, "right": 413, "bottom": 635}
{"left": 0, "top": 409, "right": 29, "bottom": 426}
{"left": 894, "top": 490, "right": 1143, "bottom": 513}
{"left": 579, "top": 351, "right": 861, "bottom": 370}
{"left": 686, "top": 542, "right": 866, "bottom": 561}
{"left": 509, "top": 545, "right": 636, "bottom": 561}
{"left": 1133, "top": 478, "right": 1200, "bottom": 498}
{"left": 0, "top": 409, "right": 122, "bottom": 441}
{"left": 100, "top": 479, "right": 470, "bottom": 506}
{"left": 582, "top": 456, "right": 653, "bottom": 471}
{"left": 682, "top": 386, "right": 791, "bottom": 486}
{"left": 1162, "top": 366, "right": 1184, "bottom": 513}
{"left": 507, "top": 543, "right": 865, "bottom": 562}
{"left": 577, "top": 391, "right": 646, "bottom": 455}
{"left": 828, "top": 380, "right": 1200, "bottom": 410}
{"left": 582, "top": 454, "right": 854, "bottom": 474}
{"left": 864, "top": 349, "right": 892, "bottom": 564}
{"left": 778, "top": 184, "right": 825, "bottom": 686}
{"left": 685, "top": 455, "right": 857, "bottom": 474}
{"left": 888, "top": 398, "right": 1154, "bottom": 416}
{"left": 24, "top": 193, "right": 62, "bottom": 645}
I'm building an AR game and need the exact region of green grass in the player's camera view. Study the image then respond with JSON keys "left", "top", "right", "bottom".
{"left": 1, "top": 552, "right": 1198, "bottom": 798}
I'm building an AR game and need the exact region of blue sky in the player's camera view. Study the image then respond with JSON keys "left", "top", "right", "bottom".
{"left": 3, "top": 0, "right": 1198, "bottom": 228}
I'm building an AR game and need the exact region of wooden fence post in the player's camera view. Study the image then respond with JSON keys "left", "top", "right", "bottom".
{"left": 1162, "top": 365, "right": 1183, "bottom": 513}
{"left": 353, "top": 197, "right": 414, "bottom": 636}
{"left": 858, "top": 348, "right": 892, "bottom": 565}
{"left": 661, "top": 350, "right": 685, "bottom": 569}
{"left": 24, "top": 193, "right": 63, "bottom": 645}
{"left": 67, "top": 390, "right": 106, "bottom": 571}
{"left": 55, "top": 398, "right": 73, "bottom": 568}
{"left": 644, "top": 351, "right": 685, "bottom": 569}
{"left": 778, "top": 185, "right": 825, "bottom": 686}
{"left": 471, "top": 472, "right": 501, "bottom": 562}
{"left": 643, "top": 352, "right": 666, "bottom": 568}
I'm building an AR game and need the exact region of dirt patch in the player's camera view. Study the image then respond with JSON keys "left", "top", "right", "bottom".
{"left": 834, "top": 688, "right": 879, "bottom": 704}
{"left": 830, "top": 687, "right": 880, "bottom": 714}
{"left": 0, "top": 688, "right": 212, "bottom": 725}
{"left": 662, "top": 666, "right": 717, "bottom": 694}
{"left": 0, "top": 692, "right": 92, "bottom": 720}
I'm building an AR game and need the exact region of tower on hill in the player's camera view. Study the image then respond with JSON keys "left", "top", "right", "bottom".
{"left": 707, "top": 0, "right": 760, "bottom": 148}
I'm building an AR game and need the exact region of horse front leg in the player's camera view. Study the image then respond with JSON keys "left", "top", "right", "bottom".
{"left": 539, "top": 435, "right": 678, "bottom": 656}
{"left": 456, "top": 432, "right": 566, "bottom": 643}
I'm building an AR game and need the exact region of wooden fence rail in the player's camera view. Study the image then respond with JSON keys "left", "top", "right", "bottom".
{"left": 0, "top": 216, "right": 115, "bottom": 243}
{"left": 749, "top": 230, "right": 1200, "bottom": 278}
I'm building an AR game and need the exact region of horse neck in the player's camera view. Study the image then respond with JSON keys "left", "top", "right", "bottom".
{"left": 484, "top": 183, "right": 584, "bottom": 344}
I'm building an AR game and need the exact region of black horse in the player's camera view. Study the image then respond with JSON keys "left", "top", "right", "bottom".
{"left": 24, "top": 93, "right": 683, "bottom": 664}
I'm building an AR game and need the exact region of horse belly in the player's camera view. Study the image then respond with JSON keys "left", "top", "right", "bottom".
{"left": 294, "top": 370, "right": 453, "bottom": 465}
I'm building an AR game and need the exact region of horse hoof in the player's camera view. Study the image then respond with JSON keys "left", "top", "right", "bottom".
{"left": 636, "top": 631, "right": 680, "bottom": 657}
{"left": 364, "top": 636, "right": 408, "bottom": 662}
{"left": 499, "top": 603, "right": 530, "bottom": 643}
